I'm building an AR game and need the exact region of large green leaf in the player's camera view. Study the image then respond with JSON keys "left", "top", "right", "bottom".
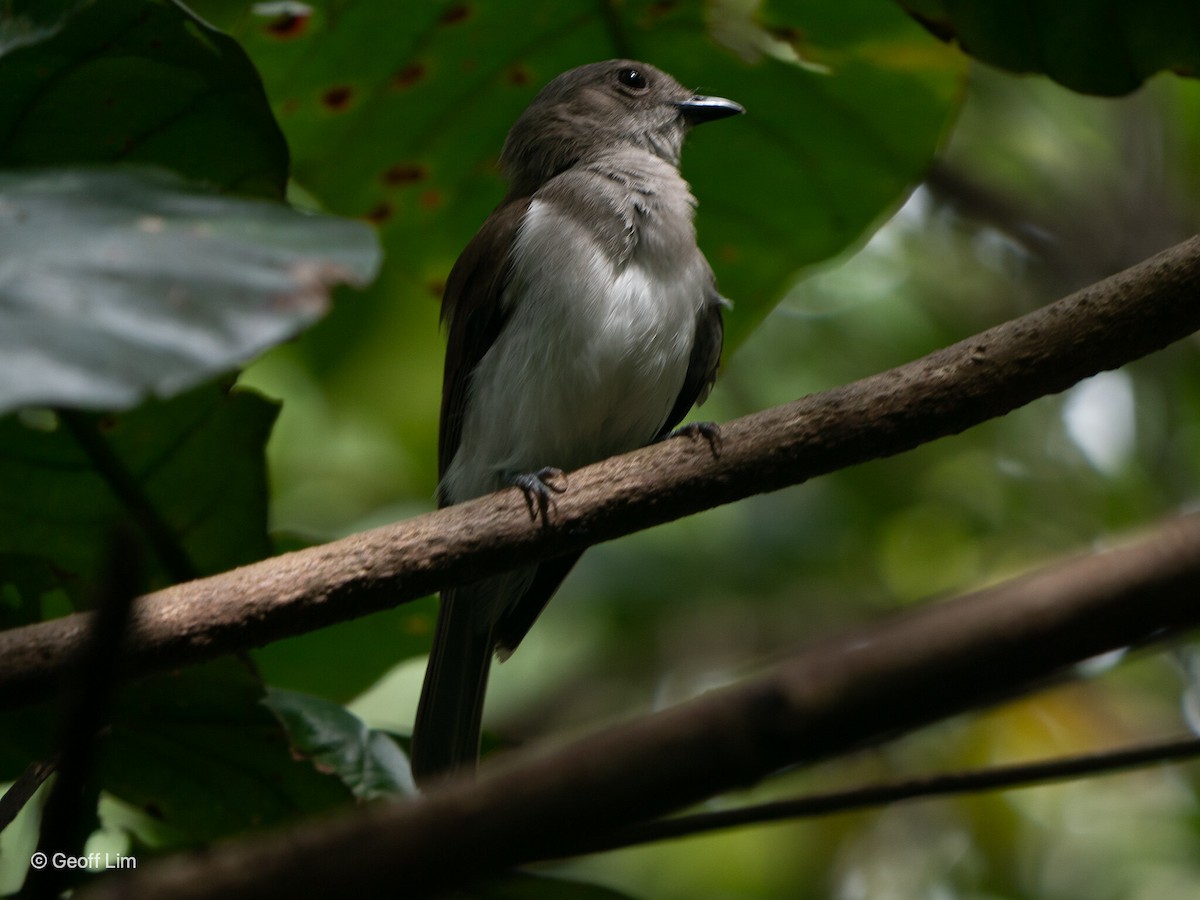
{"left": 0, "top": 381, "right": 277, "bottom": 613}
{"left": 0, "top": 0, "right": 288, "bottom": 196}
{"left": 898, "top": 0, "right": 1200, "bottom": 96}
{"left": 0, "top": 167, "right": 380, "bottom": 416}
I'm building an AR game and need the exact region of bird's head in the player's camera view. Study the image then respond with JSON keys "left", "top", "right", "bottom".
{"left": 500, "top": 59, "right": 743, "bottom": 196}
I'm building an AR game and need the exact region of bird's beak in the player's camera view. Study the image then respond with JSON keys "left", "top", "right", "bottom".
{"left": 676, "top": 94, "right": 744, "bottom": 125}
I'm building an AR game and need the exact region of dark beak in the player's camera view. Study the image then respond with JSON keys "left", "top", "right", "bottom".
{"left": 676, "top": 94, "right": 744, "bottom": 125}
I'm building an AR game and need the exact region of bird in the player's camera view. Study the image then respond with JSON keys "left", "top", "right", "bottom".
{"left": 410, "top": 59, "right": 742, "bottom": 782}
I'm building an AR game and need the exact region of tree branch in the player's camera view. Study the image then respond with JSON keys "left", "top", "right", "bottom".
{"left": 2, "top": 233, "right": 1200, "bottom": 705}
{"left": 80, "top": 512, "right": 1200, "bottom": 900}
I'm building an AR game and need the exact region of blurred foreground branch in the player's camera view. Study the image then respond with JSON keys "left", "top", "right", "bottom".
{"left": 81, "top": 512, "right": 1200, "bottom": 899}
{"left": 1, "top": 234, "right": 1200, "bottom": 704}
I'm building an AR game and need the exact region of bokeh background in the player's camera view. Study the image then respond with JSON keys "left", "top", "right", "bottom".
{"left": 5, "top": 0, "right": 1200, "bottom": 896}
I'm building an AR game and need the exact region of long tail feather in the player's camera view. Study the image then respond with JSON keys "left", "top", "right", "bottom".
{"left": 410, "top": 588, "right": 493, "bottom": 783}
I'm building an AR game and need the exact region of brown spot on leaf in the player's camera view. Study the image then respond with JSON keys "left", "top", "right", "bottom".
{"left": 649, "top": 0, "right": 677, "bottom": 17}
{"left": 507, "top": 64, "right": 531, "bottom": 86}
{"left": 419, "top": 189, "right": 442, "bottom": 210}
{"left": 392, "top": 62, "right": 426, "bottom": 88}
{"left": 280, "top": 98, "right": 300, "bottom": 115}
{"left": 364, "top": 202, "right": 393, "bottom": 224}
{"left": 265, "top": 10, "right": 311, "bottom": 39}
{"left": 428, "top": 279, "right": 446, "bottom": 298}
{"left": 770, "top": 25, "right": 803, "bottom": 44}
{"left": 718, "top": 245, "right": 740, "bottom": 264}
{"left": 321, "top": 85, "right": 353, "bottom": 111}
{"left": 383, "top": 163, "right": 428, "bottom": 186}
{"left": 440, "top": 4, "right": 470, "bottom": 25}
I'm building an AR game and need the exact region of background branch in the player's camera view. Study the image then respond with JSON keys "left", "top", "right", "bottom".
{"left": 1, "top": 234, "right": 1199, "bottom": 706}
{"left": 81, "top": 512, "right": 1200, "bottom": 899}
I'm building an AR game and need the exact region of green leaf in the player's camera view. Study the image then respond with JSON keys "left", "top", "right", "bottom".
{"left": 897, "top": 0, "right": 1200, "bottom": 96}
{"left": 99, "top": 659, "right": 353, "bottom": 848}
{"left": 0, "top": 0, "right": 289, "bottom": 196}
{"left": 0, "top": 167, "right": 380, "bottom": 416}
{"left": 265, "top": 687, "right": 415, "bottom": 799}
{"left": 0, "top": 381, "right": 277, "bottom": 611}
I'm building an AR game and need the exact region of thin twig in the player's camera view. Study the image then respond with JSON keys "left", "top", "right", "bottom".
{"left": 562, "top": 734, "right": 1200, "bottom": 855}
{"left": 0, "top": 756, "right": 59, "bottom": 833}
{"left": 23, "top": 529, "right": 140, "bottom": 898}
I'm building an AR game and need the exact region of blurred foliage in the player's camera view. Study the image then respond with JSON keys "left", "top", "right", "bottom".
{"left": 3, "top": 0, "right": 1200, "bottom": 897}
{"left": 898, "top": 0, "right": 1200, "bottom": 96}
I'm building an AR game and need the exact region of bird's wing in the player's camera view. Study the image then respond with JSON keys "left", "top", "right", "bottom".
{"left": 437, "top": 198, "right": 530, "bottom": 504}
{"left": 657, "top": 276, "right": 725, "bottom": 438}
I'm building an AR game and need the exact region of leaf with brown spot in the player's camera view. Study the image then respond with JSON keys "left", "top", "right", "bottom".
{"left": 321, "top": 85, "right": 354, "bottom": 111}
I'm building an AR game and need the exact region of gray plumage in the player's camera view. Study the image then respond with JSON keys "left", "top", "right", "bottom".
{"left": 411, "top": 59, "right": 741, "bottom": 782}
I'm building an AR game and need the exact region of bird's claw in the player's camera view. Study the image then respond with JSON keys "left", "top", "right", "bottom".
{"left": 671, "top": 421, "right": 722, "bottom": 457}
{"left": 508, "top": 467, "right": 568, "bottom": 522}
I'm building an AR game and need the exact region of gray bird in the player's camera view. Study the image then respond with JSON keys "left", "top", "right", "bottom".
{"left": 411, "top": 59, "right": 742, "bottom": 781}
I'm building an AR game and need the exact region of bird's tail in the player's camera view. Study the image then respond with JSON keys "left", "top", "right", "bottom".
{"left": 410, "top": 587, "right": 494, "bottom": 784}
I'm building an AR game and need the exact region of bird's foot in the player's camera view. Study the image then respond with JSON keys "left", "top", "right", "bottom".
{"left": 507, "top": 467, "right": 568, "bottom": 522}
{"left": 668, "top": 421, "right": 722, "bottom": 457}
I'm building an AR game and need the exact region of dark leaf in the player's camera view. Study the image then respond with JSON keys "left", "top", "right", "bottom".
{"left": 0, "top": 0, "right": 288, "bottom": 196}
{"left": 0, "top": 382, "right": 278, "bottom": 609}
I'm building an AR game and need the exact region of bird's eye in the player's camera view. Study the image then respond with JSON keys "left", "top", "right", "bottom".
{"left": 617, "top": 68, "right": 648, "bottom": 90}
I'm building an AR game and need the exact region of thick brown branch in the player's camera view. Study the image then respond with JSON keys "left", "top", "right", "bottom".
{"left": 81, "top": 513, "right": 1200, "bottom": 900}
{"left": 2, "top": 234, "right": 1200, "bottom": 704}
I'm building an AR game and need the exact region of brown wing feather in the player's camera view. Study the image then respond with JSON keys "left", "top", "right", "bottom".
{"left": 438, "top": 198, "right": 531, "bottom": 503}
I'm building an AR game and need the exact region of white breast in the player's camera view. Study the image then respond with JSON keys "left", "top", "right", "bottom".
{"left": 442, "top": 196, "right": 703, "bottom": 504}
